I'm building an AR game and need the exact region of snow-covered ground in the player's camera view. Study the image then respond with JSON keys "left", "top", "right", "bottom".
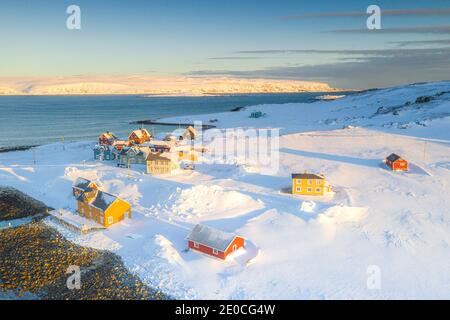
{"left": 0, "top": 81, "right": 449, "bottom": 299}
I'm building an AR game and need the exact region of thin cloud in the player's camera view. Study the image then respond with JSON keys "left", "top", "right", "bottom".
{"left": 208, "top": 57, "right": 265, "bottom": 60}
{"left": 389, "top": 39, "right": 450, "bottom": 47}
{"left": 236, "top": 48, "right": 450, "bottom": 56}
{"left": 328, "top": 25, "right": 450, "bottom": 34}
{"left": 281, "top": 8, "right": 450, "bottom": 20}
{"left": 189, "top": 48, "right": 450, "bottom": 89}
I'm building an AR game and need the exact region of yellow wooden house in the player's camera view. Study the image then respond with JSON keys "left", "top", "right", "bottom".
{"left": 178, "top": 148, "right": 198, "bottom": 162}
{"left": 76, "top": 189, "right": 131, "bottom": 228}
{"left": 146, "top": 152, "right": 180, "bottom": 175}
{"left": 291, "top": 172, "right": 331, "bottom": 196}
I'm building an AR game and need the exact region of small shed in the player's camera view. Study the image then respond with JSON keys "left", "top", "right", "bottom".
{"left": 187, "top": 224, "right": 245, "bottom": 260}
{"left": 386, "top": 153, "right": 408, "bottom": 171}
{"left": 249, "top": 111, "right": 265, "bottom": 118}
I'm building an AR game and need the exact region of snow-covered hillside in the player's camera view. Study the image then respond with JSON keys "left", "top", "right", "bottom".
{"left": 0, "top": 76, "right": 337, "bottom": 96}
{"left": 162, "top": 81, "right": 450, "bottom": 140}
{"left": 0, "top": 81, "right": 449, "bottom": 299}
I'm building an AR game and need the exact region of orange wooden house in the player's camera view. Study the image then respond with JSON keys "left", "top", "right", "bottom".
{"left": 99, "top": 131, "right": 118, "bottom": 146}
{"left": 75, "top": 188, "right": 132, "bottom": 228}
{"left": 128, "top": 128, "right": 152, "bottom": 145}
{"left": 187, "top": 224, "right": 245, "bottom": 260}
{"left": 72, "top": 177, "right": 98, "bottom": 198}
{"left": 386, "top": 153, "right": 408, "bottom": 171}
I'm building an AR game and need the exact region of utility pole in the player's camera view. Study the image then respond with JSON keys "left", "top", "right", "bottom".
{"left": 128, "top": 158, "right": 131, "bottom": 180}
{"left": 32, "top": 148, "right": 36, "bottom": 166}
{"left": 423, "top": 141, "right": 427, "bottom": 163}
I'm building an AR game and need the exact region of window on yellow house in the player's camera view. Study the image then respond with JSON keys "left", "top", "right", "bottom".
{"left": 307, "top": 188, "right": 312, "bottom": 192}
{"left": 308, "top": 180, "right": 312, "bottom": 185}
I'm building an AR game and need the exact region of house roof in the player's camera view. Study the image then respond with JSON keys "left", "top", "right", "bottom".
{"left": 73, "top": 177, "right": 94, "bottom": 191}
{"left": 129, "top": 128, "right": 150, "bottom": 139}
{"left": 118, "top": 147, "right": 130, "bottom": 156}
{"left": 291, "top": 173, "right": 324, "bottom": 180}
{"left": 100, "top": 132, "right": 117, "bottom": 139}
{"left": 186, "top": 126, "right": 197, "bottom": 137}
{"left": 187, "top": 224, "right": 239, "bottom": 252}
{"left": 95, "top": 144, "right": 113, "bottom": 151}
{"left": 75, "top": 186, "right": 96, "bottom": 202}
{"left": 89, "top": 191, "right": 118, "bottom": 211}
{"left": 149, "top": 140, "right": 172, "bottom": 147}
{"left": 386, "top": 153, "right": 404, "bottom": 162}
{"left": 113, "top": 140, "right": 129, "bottom": 145}
{"left": 146, "top": 152, "right": 171, "bottom": 162}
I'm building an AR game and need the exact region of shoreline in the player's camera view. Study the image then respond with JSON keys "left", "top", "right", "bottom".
{"left": 0, "top": 187, "right": 170, "bottom": 300}
{"left": 0, "top": 91, "right": 354, "bottom": 152}
{"left": 0, "top": 145, "right": 39, "bottom": 153}
{"left": 0, "top": 90, "right": 349, "bottom": 97}
{"left": 130, "top": 119, "right": 216, "bottom": 129}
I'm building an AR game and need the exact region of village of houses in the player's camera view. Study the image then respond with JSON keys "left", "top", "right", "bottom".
{"left": 49, "top": 125, "right": 411, "bottom": 262}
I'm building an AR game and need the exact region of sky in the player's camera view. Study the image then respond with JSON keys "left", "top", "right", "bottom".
{"left": 0, "top": 0, "right": 450, "bottom": 89}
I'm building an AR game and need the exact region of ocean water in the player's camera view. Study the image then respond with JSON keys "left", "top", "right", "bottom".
{"left": 0, "top": 93, "right": 346, "bottom": 148}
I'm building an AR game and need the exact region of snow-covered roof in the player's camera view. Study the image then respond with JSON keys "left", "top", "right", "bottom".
{"left": 146, "top": 152, "right": 171, "bottom": 162}
{"left": 187, "top": 224, "right": 239, "bottom": 252}
{"left": 100, "top": 132, "right": 117, "bottom": 139}
{"left": 149, "top": 140, "right": 172, "bottom": 146}
{"left": 94, "top": 144, "right": 113, "bottom": 151}
{"left": 118, "top": 147, "right": 130, "bottom": 155}
{"left": 292, "top": 173, "right": 324, "bottom": 180}
{"left": 386, "top": 153, "right": 404, "bottom": 162}
{"left": 73, "top": 177, "right": 94, "bottom": 191}
{"left": 129, "top": 128, "right": 150, "bottom": 139}
{"left": 89, "top": 191, "right": 118, "bottom": 211}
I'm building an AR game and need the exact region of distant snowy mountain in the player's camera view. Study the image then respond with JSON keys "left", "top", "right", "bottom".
{"left": 0, "top": 75, "right": 338, "bottom": 96}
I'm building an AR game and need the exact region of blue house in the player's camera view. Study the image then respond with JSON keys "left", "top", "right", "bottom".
{"left": 94, "top": 145, "right": 117, "bottom": 161}
{"left": 117, "top": 146, "right": 150, "bottom": 167}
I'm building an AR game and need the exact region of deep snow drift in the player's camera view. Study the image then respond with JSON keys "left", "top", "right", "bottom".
{"left": 0, "top": 81, "right": 449, "bottom": 299}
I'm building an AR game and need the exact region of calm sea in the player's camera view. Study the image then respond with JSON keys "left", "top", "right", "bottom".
{"left": 0, "top": 93, "right": 346, "bottom": 148}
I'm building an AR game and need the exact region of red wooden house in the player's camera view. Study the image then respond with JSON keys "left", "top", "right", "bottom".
{"left": 99, "top": 131, "right": 118, "bottom": 146}
{"left": 386, "top": 153, "right": 408, "bottom": 171}
{"left": 187, "top": 224, "right": 245, "bottom": 260}
{"left": 128, "top": 128, "right": 152, "bottom": 145}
